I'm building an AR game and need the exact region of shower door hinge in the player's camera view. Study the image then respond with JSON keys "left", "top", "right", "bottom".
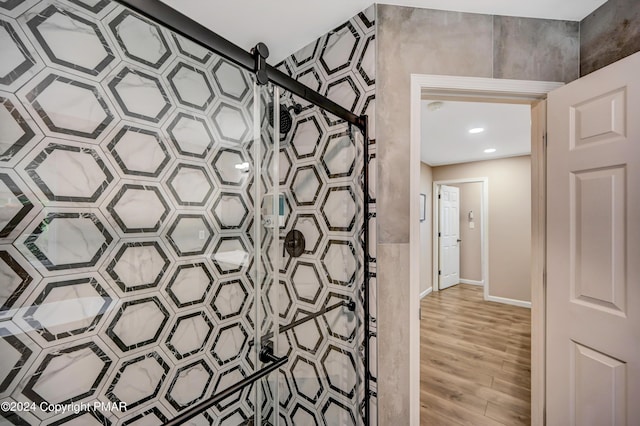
{"left": 438, "top": 270, "right": 441, "bottom": 276}
{"left": 438, "top": 232, "right": 441, "bottom": 237}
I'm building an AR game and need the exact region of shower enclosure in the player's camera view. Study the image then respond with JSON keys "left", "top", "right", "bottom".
{"left": 0, "top": 0, "right": 370, "bottom": 424}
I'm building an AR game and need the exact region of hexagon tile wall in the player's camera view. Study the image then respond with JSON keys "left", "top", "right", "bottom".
{"left": 275, "top": 5, "right": 377, "bottom": 425}
{"left": 0, "top": 0, "right": 376, "bottom": 424}
{"left": 0, "top": 0, "right": 259, "bottom": 423}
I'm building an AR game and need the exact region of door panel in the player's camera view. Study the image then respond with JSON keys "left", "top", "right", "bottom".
{"left": 573, "top": 343, "right": 627, "bottom": 426}
{"left": 572, "top": 166, "right": 626, "bottom": 315}
{"left": 439, "top": 185, "right": 460, "bottom": 290}
{"left": 547, "top": 51, "right": 640, "bottom": 425}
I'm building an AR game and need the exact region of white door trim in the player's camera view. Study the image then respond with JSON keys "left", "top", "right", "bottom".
{"left": 409, "top": 74, "right": 563, "bottom": 426}
{"left": 432, "top": 178, "right": 488, "bottom": 300}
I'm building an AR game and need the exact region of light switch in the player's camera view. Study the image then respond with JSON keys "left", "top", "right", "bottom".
{"left": 469, "top": 222, "right": 475, "bottom": 229}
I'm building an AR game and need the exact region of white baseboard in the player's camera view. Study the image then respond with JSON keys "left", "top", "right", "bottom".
{"left": 420, "top": 287, "right": 433, "bottom": 299}
{"left": 486, "top": 294, "right": 532, "bottom": 308}
{"left": 459, "top": 279, "right": 484, "bottom": 286}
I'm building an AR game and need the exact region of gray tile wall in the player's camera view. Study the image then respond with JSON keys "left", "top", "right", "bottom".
{"left": 494, "top": 16, "right": 580, "bottom": 82}
{"left": 375, "top": 4, "right": 579, "bottom": 424}
{"left": 580, "top": 0, "right": 640, "bottom": 76}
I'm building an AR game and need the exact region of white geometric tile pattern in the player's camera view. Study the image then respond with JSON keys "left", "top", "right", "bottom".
{"left": 15, "top": 274, "right": 113, "bottom": 345}
{"left": 25, "top": 73, "right": 115, "bottom": 139}
{"left": 166, "top": 61, "right": 214, "bottom": 112}
{"left": 25, "top": 4, "right": 116, "bottom": 77}
{"left": 105, "top": 296, "right": 170, "bottom": 353}
{"left": 276, "top": 5, "right": 374, "bottom": 424}
{"left": 0, "top": 0, "right": 374, "bottom": 423}
{"left": 107, "top": 67, "right": 172, "bottom": 123}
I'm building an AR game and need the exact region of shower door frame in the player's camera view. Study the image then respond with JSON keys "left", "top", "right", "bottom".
{"left": 111, "top": 0, "right": 372, "bottom": 424}
{"left": 113, "top": 0, "right": 366, "bottom": 132}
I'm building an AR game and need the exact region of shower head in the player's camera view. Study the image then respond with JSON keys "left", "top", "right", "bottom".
{"left": 268, "top": 102, "right": 302, "bottom": 135}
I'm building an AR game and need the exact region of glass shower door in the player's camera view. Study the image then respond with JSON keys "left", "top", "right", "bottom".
{"left": 0, "top": 0, "right": 281, "bottom": 424}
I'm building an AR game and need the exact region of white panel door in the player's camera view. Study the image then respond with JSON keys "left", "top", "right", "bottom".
{"left": 439, "top": 185, "right": 460, "bottom": 290}
{"left": 547, "top": 51, "right": 640, "bottom": 425}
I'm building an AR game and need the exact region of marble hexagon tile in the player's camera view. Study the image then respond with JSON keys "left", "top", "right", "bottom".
{"left": 0, "top": 244, "right": 42, "bottom": 322}
{"left": 104, "top": 6, "right": 174, "bottom": 73}
{"left": 162, "top": 309, "right": 215, "bottom": 361}
{"left": 0, "top": 15, "right": 44, "bottom": 92}
{"left": 0, "top": 168, "right": 41, "bottom": 244}
{"left": 10, "top": 336, "right": 117, "bottom": 421}
{"left": 101, "top": 182, "right": 172, "bottom": 237}
{"left": 100, "top": 121, "right": 175, "bottom": 182}
{"left": 100, "top": 294, "right": 171, "bottom": 357}
{"left": 12, "top": 272, "right": 117, "bottom": 348}
{"left": 16, "top": 137, "right": 118, "bottom": 206}
{"left": 163, "top": 109, "right": 216, "bottom": 160}
{"left": 0, "top": 92, "right": 44, "bottom": 168}
{"left": 17, "top": 69, "right": 120, "bottom": 143}
{"left": 100, "top": 237, "right": 172, "bottom": 297}
{"left": 0, "top": 321, "right": 41, "bottom": 400}
{"left": 20, "top": 1, "right": 119, "bottom": 81}
{"left": 160, "top": 261, "right": 215, "bottom": 311}
{"left": 100, "top": 348, "right": 172, "bottom": 417}
{"left": 14, "top": 208, "right": 117, "bottom": 278}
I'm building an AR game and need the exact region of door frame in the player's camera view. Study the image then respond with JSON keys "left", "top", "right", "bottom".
{"left": 432, "top": 178, "right": 489, "bottom": 295}
{"left": 409, "top": 74, "right": 563, "bottom": 425}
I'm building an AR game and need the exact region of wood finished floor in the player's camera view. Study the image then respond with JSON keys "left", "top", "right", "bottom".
{"left": 420, "top": 284, "right": 531, "bottom": 426}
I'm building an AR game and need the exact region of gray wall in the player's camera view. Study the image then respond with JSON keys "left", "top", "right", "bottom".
{"left": 375, "top": 5, "right": 579, "bottom": 424}
{"left": 580, "top": 0, "right": 640, "bottom": 76}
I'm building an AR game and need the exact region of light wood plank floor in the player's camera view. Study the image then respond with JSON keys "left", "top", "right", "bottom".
{"left": 420, "top": 284, "right": 531, "bottom": 425}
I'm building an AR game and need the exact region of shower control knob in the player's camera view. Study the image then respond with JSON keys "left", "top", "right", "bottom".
{"left": 284, "top": 229, "right": 305, "bottom": 258}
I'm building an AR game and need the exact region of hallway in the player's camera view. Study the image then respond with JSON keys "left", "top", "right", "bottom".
{"left": 420, "top": 285, "right": 531, "bottom": 425}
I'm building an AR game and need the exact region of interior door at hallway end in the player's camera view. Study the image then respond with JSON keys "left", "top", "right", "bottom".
{"left": 547, "top": 51, "right": 640, "bottom": 425}
{"left": 439, "top": 185, "right": 460, "bottom": 290}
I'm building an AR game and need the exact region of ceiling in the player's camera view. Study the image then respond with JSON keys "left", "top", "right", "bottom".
{"left": 160, "top": 0, "right": 606, "bottom": 64}
{"left": 421, "top": 100, "right": 531, "bottom": 166}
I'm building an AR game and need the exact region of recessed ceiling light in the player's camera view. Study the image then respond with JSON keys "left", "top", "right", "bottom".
{"left": 469, "top": 127, "right": 484, "bottom": 134}
{"left": 484, "top": 148, "right": 496, "bottom": 153}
